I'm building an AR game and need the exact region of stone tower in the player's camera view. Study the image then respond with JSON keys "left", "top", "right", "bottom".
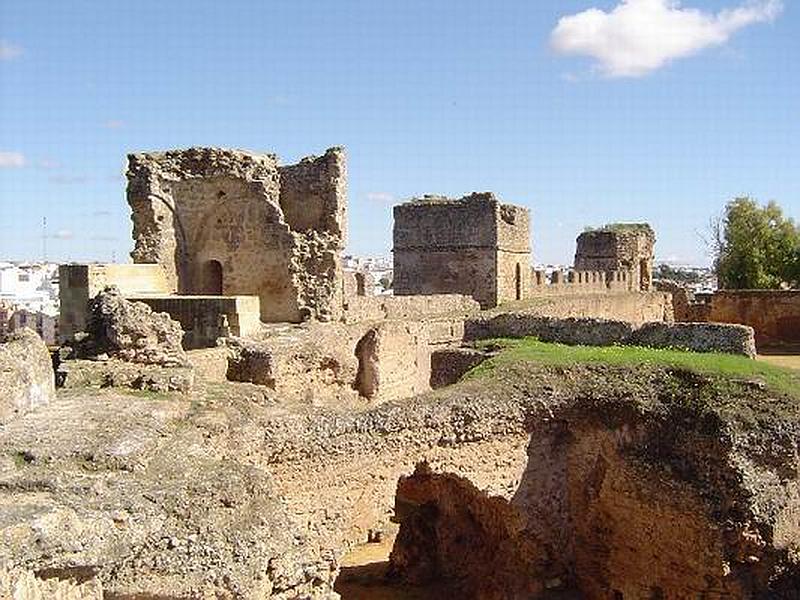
{"left": 574, "top": 223, "right": 655, "bottom": 291}
{"left": 392, "top": 192, "right": 531, "bottom": 308}
{"left": 126, "top": 146, "right": 347, "bottom": 323}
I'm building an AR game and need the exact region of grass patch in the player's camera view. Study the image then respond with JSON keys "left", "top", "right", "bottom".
{"left": 469, "top": 338, "right": 800, "bottom": 398}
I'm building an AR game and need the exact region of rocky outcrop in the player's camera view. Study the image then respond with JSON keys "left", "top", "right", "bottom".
{"left": 0, "top": 329, "right": 55, "bottom": 424}
{"left": 82, "top": 286, "right": 188, "bottom": 367}
{"left": 0, "top": 565, "right": 103, "bottom": 600}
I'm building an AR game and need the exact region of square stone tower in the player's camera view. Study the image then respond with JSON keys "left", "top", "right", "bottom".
{"left": 393, "top": 192, "right": 531, "bottom": 308}
{"left": 574, "top": 223, "right": 655, "bottom": 291}
{"left": 126, "top": 146, "right": 347, "bottom": 323}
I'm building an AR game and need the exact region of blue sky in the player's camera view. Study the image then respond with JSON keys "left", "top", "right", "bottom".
{"left": 0, "top": 0, "right": 797, "bottom": 265}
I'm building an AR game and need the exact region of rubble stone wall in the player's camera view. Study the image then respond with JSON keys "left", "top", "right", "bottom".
{"left": 342, "top": 293, "right": 480, "bottom": 324}
{"left": 126, "top": 147, "right": 346, "bottom": 323}
{"left": 464, "top": 314, "right": 756, "bottom": 357}
{"left": 129, "top": 294, "right": 261, "bottom": 349}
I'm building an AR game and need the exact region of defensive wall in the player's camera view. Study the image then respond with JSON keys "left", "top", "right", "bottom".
{"left": 658, "top": 282, "right": 800, "bottom": 349}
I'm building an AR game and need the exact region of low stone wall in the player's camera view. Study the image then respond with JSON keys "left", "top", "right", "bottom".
{"left": 59, "top": 360, "right": 195, "bottom": 393}
{"left": 59, "top": 263, "right": 173, "bottom": 343}
{"left": 0, "top": 329, "right": 55, "bottom": 424}
{"left": 342, "top": 294, "right": 480, "bottom": 324}
{"left": 629, "top": 322, "right": 756, "bottom": 358}
{"left": 465, "top": 315, "right": 634, "bottom": 347}
{"left": 464, "top": 314, "right": 756, "bottom": 357}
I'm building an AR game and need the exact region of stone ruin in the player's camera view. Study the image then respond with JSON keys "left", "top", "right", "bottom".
{"left": 127, "top": 146, "right": 346, "bottom": 323}
{"left": 9, "top": 144, "right": 798, "bottom": 599}
{"left": 393, "top": 192, "right": 531, "bottom": 309}
{"left": 574, "top": 223, "right": 656, "bottom": 291}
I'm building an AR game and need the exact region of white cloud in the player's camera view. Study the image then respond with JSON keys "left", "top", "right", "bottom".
{"left": 0, "top": 151, "right": 26, "bottom": 168}
{"left": 0, "top": 40, "right": 23, "bottom": 61}
{"left": 366, "top": 192, "right": 396, "bottom": 204}
{"left": 550, "top": 0, "right": 783, "bottom": 78}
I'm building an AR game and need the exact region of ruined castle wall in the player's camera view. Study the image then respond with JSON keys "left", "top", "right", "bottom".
{"left": 706, "top": 290, "right": 800, "bottom": 348}
{"left": 394, "top": 198, "right": 499, "bottom": 307}
{"left": 531, "top": 269, "right": 638, "bottom": 295}
{"left": 278, "top": 148, "right": 346, "bottom": 239}
{"left": 126, "top": 147, "right": 346, "bottom": 323}
{"left": 394, "top": 248, "right": 498, "bottom": 308}
{"left": 342, "top": 293, "right": 480, "bottom": 325}
{"left": 506, "top": 291, "right": 672, "bottom": 325}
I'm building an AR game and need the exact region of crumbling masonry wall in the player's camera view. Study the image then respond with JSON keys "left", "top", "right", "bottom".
{"left": 126, "top": 147, "right": 346, "bottom": 323}
{"left": 393, "top": 193, "right": 531, "bottom": 308}
{"left": 575, "top": 224, "right": 655, "bottom": 291}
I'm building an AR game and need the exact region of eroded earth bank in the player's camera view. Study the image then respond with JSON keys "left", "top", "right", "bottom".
{"left": 2, "top": 335, "right": 800, "bottom": 598}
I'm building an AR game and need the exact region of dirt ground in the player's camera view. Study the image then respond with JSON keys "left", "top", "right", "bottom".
{"left": 758, "top": 353, "right": 800, "bottom": 371}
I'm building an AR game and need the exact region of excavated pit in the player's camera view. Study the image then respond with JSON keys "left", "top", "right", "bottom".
{"left": 2, "top": 349, "right": 800, "bottom": 598}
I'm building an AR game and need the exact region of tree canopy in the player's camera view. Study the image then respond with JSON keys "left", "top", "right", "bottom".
{"left": 713, "top": 198, "right": 800, "bottom": 290}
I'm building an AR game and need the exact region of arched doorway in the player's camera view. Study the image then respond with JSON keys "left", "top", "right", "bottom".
{"left": 515, "top": 263, "right": 522, "bottom": 301}
{"left": 201, "top": 260, "right": 223, "bottom": 295}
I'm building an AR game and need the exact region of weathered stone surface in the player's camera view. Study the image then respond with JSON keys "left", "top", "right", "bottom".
{"left": 464, "top": 314, "right": 757, "bottom": 356}
{"left": 0, "top": 329, "right": 55, "bottom": 424}
{"left": 575, "top": 223, "right": 655, "bottom": 291}
{"left": 393, "top": 192, "right": 531, "bottom": 308}
{"left": 629, "top": 321, "right": 757, "bottom": 358}
{"left": 82, "top": 286, "right": 189, "bottom": 367}
{"left": 1, "top": 352, "right": 799, "bottom": 597}
{"left": 430, "top": 347, "right": 494, "bottom": 389}
{"left": 0, "top": 564, "right": 103, "bottom": 600}
{"left": 385, "top": 363, "right": 800, "bottom": 598}
{"left": 226, "top": 320, "right": 433, "bottom": 405}
{"left": 59, "top": 359, "right": 195, "bottom": 393}
{"left": 465, "top": 314, "right": 636, "bottom": 346}
{"left": 127, "top": 146, "right": 346, "bottom": 323}
{"left": 0, "top": 390, "right": 339, "bottom": 599}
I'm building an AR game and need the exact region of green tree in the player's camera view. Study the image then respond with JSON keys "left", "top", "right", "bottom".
{"left": 712, "top": 197, "right": 800, "bottom": 289}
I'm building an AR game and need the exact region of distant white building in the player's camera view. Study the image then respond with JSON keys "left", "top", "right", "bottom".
{"left": 0, "top": 262, "right": 59, "bottom": 314}
{"left": 0, "top": 262, "right": 60, "bottom": 344}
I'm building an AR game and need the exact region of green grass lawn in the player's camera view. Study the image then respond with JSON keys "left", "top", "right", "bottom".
{"left": 470, "top": 338, "right": 800, "bottom": 398}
